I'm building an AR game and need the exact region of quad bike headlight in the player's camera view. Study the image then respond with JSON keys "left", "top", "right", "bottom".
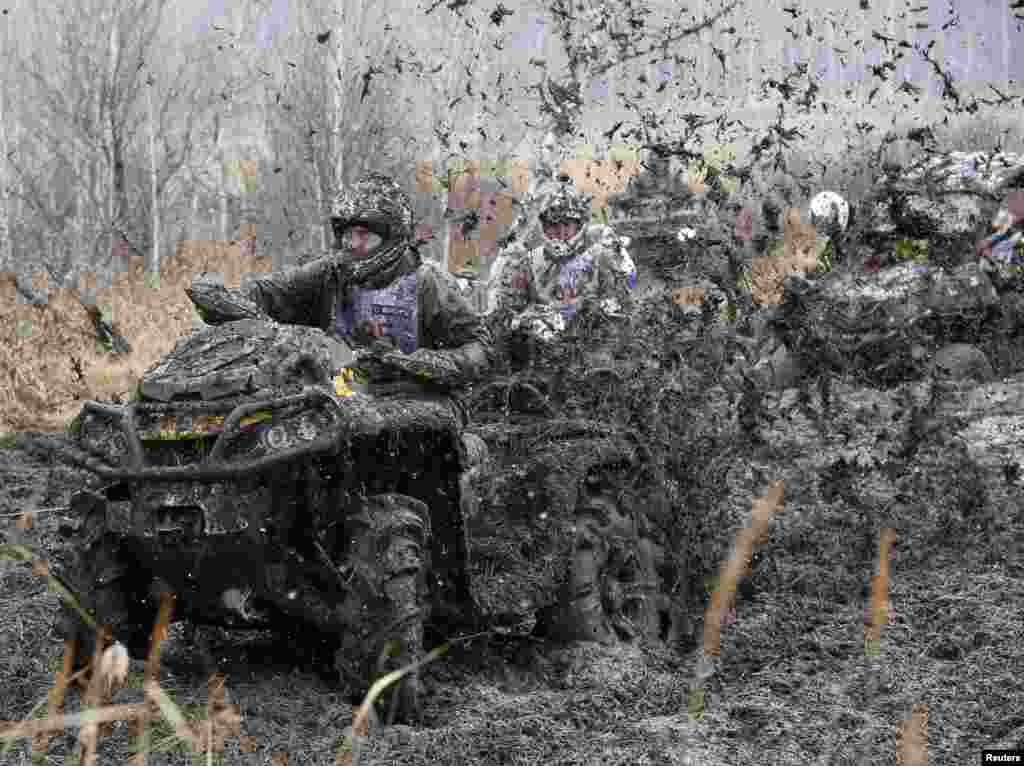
{"left": 295, "top": 412, "right": 322, "bottom": 441}
{"left": 220, "top": 399, "right": 339, "bottom": 463}
{"left": 262, "top": 424, "right": 291, "bottom": 450}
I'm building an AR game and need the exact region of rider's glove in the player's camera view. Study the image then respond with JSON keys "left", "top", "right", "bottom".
{"left": 380, "top": 348, "right": 461, "bottom": 387}
{"left": 185, "top": 279, "right": 269, "bottom": 324}
{"left": 349, "top": 339, "right": 401, "bottom": 383}
{"left": 509, "top": 304, "right": 565, "bottom": 343}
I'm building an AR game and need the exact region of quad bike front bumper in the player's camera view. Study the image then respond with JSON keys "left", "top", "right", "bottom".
{"left": 60, "top": 385, "right": 474, "bottom": 640}
{"left": 62, "top": 485, "right": 431, "bottom": 641}
{"left": 61, "top": 389, "right": 347, "bottom": 484}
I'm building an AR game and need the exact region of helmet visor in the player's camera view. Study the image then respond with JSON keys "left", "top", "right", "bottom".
{"left": 541, "top": 219, "right": 582, "bottom": 242}
{"left": 331, "top": 220, "right": 387, "bottom": 249}
{"left": 334, "top": 220, "right": 386, "bottom": 254}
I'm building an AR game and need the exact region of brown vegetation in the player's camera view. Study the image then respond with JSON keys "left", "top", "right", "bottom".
{"left": 0, "top": 228, "right": 271, "bottom": 433}
{"left": 749, "top": 207, "right": 822, "bottom": 305}
{"left": 559, "top": 152, "right": 642, "bottom": 216}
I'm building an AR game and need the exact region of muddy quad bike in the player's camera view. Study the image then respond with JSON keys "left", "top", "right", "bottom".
{"left": 56, "top": 318, "right": 475, "bottom": 721}
{"left": 462, "top": 313, "right": 690, "bottom": 648}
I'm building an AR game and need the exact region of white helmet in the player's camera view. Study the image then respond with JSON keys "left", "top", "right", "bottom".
{"left": 809, "top": 191, "right": 850, "bottom": 236}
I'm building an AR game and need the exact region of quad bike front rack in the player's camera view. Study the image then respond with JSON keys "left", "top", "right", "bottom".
{"left": 61, "top": 388, "right": 347, "bottom": 483}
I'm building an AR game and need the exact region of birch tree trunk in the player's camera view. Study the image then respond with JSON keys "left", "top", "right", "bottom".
{"left": 310, "top": 137, "right": 328, "bottom": 252}
{"left": 216, "top": 111, "right": 230, "bottom": 242}
{"left": 63, "top": 3, "right": 90, "bottom": 279}
{"left": 106, "top": 17, "right": 120, "bottom": 274}
{"left": 0, "top": 14, "right": 23, "bottom": 252}
{"left": 146, "top": 75, "right": 160, "bottom": 275}
{"left": 190, "top": 192, "right": 199, "bottom": 241}
{"left": 0, "top": 22, "right": 13, "bottom": 278}
{"left": 12, "top": 113, "right": 22, "bottom": 228}
{"left": 79, "top": 106, "right": 94, "bottom": 273}
{"left": 330, "top": 0, "right": 364, "bottom": 192}
{"left": 329, "top": 0, "right": 400, "bottom": 188}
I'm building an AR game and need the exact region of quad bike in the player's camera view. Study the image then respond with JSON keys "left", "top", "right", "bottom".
{"left": 56, "top": 309, "right": 689, "bottom": 721}
{"left": 56, "top": 317, "right": 474, "bottom": 720}
{"left": 462, "top": 311, "right": 690, "bottom": 648}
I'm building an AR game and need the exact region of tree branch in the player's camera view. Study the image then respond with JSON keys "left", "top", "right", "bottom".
{"left": 590, "top": 1, "right": 743, "bottom": 78}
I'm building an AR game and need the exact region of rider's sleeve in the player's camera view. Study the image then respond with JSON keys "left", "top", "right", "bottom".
{"left": 415, "top": 262, "right": 495, "bottom": 386}
{"left": 589, "top": 224, "right": 637, "bottom": 306}
{"left": 484, "top": 244, "right": 533, "bottom": 316}
{"left": 186, "top": 278, "right": 271, "bottom": 324}
{"left": 188, "top": 254, "right": 335, "bottom": 327}
{"left": 242, "top": 255, "right": 335, "bottom": 328}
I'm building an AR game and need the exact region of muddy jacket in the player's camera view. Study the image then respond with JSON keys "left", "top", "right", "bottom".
{"left": 485, "top": 223, "right": 637, "bottom": 339}
{"left": 189, "top": 244, "right": 493, "bottom": 392}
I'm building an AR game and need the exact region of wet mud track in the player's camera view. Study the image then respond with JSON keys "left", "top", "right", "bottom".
{"left": 0, "top": 432, "right": 92, "bottom": 520}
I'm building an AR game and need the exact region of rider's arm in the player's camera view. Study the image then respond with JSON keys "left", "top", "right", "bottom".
{"left": 589, "top": 225, "right": 637, "bottom": 309}
{"left": 188, "top": 255, "right": 334, "bottom": 327}
{"left": 484, "top": 244, "right": 533, "bottom": 316}
{"left": 407, "top": 262, "right": 494, "bottom": 387}
{"left": 242, "top": 255, "right": 335, "bottom": 327}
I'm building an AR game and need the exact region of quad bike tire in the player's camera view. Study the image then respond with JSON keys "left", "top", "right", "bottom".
{"left": 332, "top": 493, "right": 432, "bottom": 724}
{"left": 538, "top": 472, "right": 667, "bottom": 646}
{"left": 56, "top": 494, "right": 161, "bottom": 672}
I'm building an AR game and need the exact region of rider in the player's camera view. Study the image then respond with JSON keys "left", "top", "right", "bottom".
{"left": 485, "top": 173, "right": 637, "bottom": 365}
{"left": 191, "top": 171, "right": 492, "bottom": 390}
{"left": 482, "top": 175, "right": 674, "bottom": 646}
{"left": 187, "top": 171, "right": 493, "bottom": 711}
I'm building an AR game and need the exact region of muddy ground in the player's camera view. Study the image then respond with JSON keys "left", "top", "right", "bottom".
{"left": 1, "top": 427, "right": 1022, "bottom": 765}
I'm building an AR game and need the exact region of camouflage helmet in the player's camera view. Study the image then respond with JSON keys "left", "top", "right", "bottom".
{"left": 331, "top": 172, "right": 414, "bottom": 241}
{"left": 538, "top": 175, "right": 591, "bottom": 226}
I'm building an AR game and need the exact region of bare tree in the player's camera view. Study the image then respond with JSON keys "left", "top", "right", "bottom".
{"left": 7, "top": 0, "right": 224, "bottom": 280}
{"left": 525, "top": 0, "right": 741, "bottom": 169}
{"left": 0, "top": 15, "right": 47, "bottom": 306}
{"left": 145, "top": 74, "right": 160, "bottom": 276}
{"left": 254, "top": 0, "right": 420, "bottom": 264}
{"left": 326, "top": 0, "right": 401, "bottom": 189}
{"left": 0, "top": 12, "right": 15, "bottom": 282}
{"left": 413, "top": 16, "right": 479, "bottom": 268}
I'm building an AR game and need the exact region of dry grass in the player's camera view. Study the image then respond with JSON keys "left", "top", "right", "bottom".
{"left": 0, "top": 228, "right": 272, "bottom": 433}
{"left": 0, "top": 567, "right": 243, "bottom": 766}
{"left": 748, "top": 207, "right": 823, "bottom": 305}
{"left": 559, "top": 149, "right": 643, "bottom": 218}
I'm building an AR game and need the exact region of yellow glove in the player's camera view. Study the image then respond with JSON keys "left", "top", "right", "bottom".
{"left": 333, "top": 366, "right": 368, "bottom": 397}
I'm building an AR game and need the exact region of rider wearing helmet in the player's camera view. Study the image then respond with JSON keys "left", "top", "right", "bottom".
{"left": 485, "top": 174, "right": 637, "bottom": 352}
{"left": 187, "top": 173, "right": 493, "bottom": 709}
{"left": 189, "top": 171, "right": 493, "bottom": 389}
{"left": 807, "top": 190, "right": 852, "bottom": 270}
